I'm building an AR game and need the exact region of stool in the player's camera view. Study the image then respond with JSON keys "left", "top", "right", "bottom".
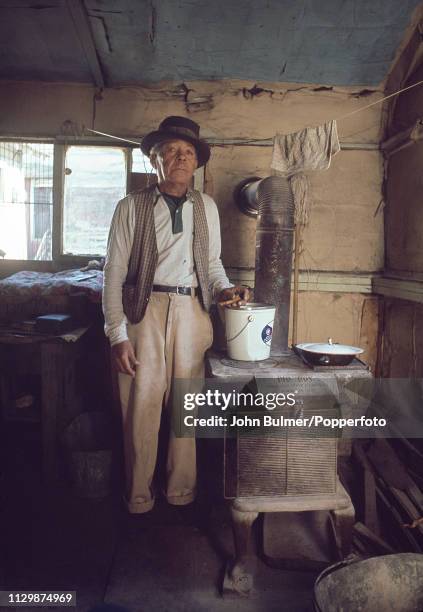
{"left": 223, "top": 477, "right": 355, "bottom": 596}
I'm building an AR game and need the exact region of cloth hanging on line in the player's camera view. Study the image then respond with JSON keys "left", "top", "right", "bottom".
{"left": 271, "top": 119, "right": 340, "bottom": 175}
{"left": 271, "top": 120, "right": 340, "bottom": 226}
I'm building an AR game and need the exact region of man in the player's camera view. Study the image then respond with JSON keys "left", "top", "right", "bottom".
{"left": 103, "top": 116, "right": 249, "bottom": 513}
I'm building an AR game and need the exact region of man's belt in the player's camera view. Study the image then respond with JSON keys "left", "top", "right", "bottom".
{"left": 152, "top": 284, "right": 199, "bottom": 296}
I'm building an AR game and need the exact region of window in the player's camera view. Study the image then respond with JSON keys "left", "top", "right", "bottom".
{"left": 62, "top": 146, "right": 127, "bottom": 257}
{"left": 0, "top": 141, "right": 165, "bottom": 265}
{"left": 33, "top": 187, "right": 52, "bottom": 240}
{"left": 0, "top": 142, "right": 54, "bottom": 261}
{"left": 132, "top": 147, "right": 155, "bottom": 173}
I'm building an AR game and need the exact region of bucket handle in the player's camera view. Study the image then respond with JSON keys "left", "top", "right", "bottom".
{"left": 226, "top": 314, "right": 254, "bottom": 343}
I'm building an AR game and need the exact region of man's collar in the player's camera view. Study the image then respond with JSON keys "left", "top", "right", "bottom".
{"left": 155, "top": 185, "right": 195, "bottom": 202}
{"left": 186, "top": 186, "right": 195, "bottom": 202}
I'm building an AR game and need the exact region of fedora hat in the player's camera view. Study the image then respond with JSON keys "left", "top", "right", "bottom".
{"left": 141, "top": 116, "right": 210, "bottom": 167}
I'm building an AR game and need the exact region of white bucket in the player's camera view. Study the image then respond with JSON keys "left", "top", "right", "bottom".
{"left": 224, "top": 303, "right": 276, "bottom": 361}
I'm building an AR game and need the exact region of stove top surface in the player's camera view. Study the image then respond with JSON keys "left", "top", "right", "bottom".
{"left": 206, "top": 348, "right": 371, "bottom": 380}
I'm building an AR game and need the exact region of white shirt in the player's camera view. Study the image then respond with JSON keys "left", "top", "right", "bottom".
{"left": 102, "top": 188, "right": 233, "bottom": 345}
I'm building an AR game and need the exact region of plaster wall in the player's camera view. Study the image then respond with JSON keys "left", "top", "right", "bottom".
{"left": 0, "top": 79, "right": 384, "bottom": 369}
{"left": 209, "top": 145, "right": 383, "bottom": 272}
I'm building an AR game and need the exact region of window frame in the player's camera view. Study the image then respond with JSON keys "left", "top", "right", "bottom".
{"left": 0, "top": 135, "right": 204, "bottom": 278}
{"left": 0, "top": 136, "right": 136, "bottom": 276}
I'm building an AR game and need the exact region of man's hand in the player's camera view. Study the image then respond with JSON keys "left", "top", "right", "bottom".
{"left": 217, "top": 285, "right": 251, "bottom": 308}
{"left": 111, "top": 340, "right": 140, "bottom": 377}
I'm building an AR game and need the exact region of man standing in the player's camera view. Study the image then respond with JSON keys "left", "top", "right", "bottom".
{"left": 103, "top": 116, "right": 248, "bottom": 513}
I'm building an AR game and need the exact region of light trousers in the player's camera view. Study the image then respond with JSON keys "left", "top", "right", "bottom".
{"left": 118, "top": 291, "right": 213, "bottom": 513}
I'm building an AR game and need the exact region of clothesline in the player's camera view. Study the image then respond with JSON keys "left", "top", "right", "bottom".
{"left": 84, "top": 129, "right": 140, "bottom": 145}
{"left": 335, "top": 77, "right": 423, "bottom": 121}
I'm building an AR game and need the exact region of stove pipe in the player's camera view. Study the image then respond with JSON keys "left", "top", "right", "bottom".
{"left": 236, "top": 176, "right": 295, "bottom": 355}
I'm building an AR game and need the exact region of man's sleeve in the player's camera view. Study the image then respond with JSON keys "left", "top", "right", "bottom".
{"left": 204, "top": 194, "right": 234, "bottom": 299}
{"left": 102, "top": 196, "right": 134, "bottom": 346}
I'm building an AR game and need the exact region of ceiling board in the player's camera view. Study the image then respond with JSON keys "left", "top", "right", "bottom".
{"left": 0, "top": 0, "right": 421, "bottom": 86}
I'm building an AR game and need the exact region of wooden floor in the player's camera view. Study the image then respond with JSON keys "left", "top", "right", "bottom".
{"left": 1, "top": 422, "right": 318, "bottom": 612}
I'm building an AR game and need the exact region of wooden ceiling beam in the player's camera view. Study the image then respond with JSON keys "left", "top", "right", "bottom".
{"left": 65, "top": 0, "right": 105, "bottom": 88}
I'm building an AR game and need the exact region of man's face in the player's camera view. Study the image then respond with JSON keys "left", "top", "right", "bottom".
{"left": 153, "top": 139, "right": 198, "bottom": 186}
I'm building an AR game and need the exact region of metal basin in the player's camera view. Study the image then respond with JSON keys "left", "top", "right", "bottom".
{"left": 314, "top": 554, "right": 423, "bottom": 612}
{"left": 295, "top": 338, "right": 364, "bottom": 366}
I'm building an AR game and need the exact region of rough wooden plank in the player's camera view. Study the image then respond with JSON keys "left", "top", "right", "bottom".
{"left": 376, "top": 482, "right": 422, "bottom": 553}
{"left": 65, "top": 0, "right": 105, "bottom": 88}
{"left": 352, "top": 535, "right": 368, "bottom": 555}
{"left": 359, "top": 297, "right": 380, "bottom": 377}
{"left": 352, "top": 441, "right": 380, "bottom": 534}
{"left": 381, "top": 300, "right": 415, "bottom": 377}
{"left": 368, "top": 438, "right": 414, "bottom": 489}
{"left": 390, "top": 488, "right": 423, "bottom": 536}
{"left": 364, "top": 469, "right": 379, "bottom": 534}
{"left": 373, "top": 277, "right": 423, "bottom": 304}
{"left": 368, "top": 438, "right": 423, "bottom": 514}
{"left": 40, "top": 341, "right": 64, "bottom": 484}
{"left": 353, "top": 522, "right": 395, "bottom": 555}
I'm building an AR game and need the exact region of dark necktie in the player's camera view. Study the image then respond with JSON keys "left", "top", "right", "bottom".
{"left": 161, "top": 192, "right": 186, "bottom": 234}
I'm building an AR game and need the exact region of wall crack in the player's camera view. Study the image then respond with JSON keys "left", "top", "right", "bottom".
{"left": 89, "top": 9, "right": 123, "bottom": 14}
{"left": 2, "top": 4, "right": 56, "bottom": 8}
{"left": 242, "top": 84, "right": 274, "bottom": 99}
{"left": 350, "top": 88, "right": 381, "bottom": 98}
{"left": 313, "top": 86, "right": 333, "bottom": 92}
{"left": 149, "top": 1, "right": 156, "bottom": 45}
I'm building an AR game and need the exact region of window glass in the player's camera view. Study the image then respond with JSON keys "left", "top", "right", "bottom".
{"left": 63, "top": 146, "right": 127, "bottom": 256}
{"left": 131, "top": 148, "right": 155, "bottom": 173}
{"left": 0, "top": 141, "right": 53, "bottom": 260}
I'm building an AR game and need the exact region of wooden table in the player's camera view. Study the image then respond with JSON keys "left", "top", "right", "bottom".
{"left": 0, "top": 326, "right": 90, "bottom": 484}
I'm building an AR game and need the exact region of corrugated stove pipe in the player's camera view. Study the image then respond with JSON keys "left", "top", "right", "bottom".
{"left": 235, "top": 176, "right": 295, "bottom": 356}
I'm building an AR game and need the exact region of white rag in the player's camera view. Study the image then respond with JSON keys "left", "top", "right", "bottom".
{"left": 271, "top": 120, "right": 340, "bottom": 226}
{"left": 271, "top": 119, "right": 340, "bottom": 175}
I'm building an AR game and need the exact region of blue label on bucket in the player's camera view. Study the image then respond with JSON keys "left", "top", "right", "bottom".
{"left": 262, "top": 325, "right": 273, "bottom": 344}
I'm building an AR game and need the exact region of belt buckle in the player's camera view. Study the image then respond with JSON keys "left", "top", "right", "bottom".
{"left": 175, "top": 285, "right": 183, "bottom": 295}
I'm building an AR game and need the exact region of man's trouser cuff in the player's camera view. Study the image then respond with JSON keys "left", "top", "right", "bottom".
{"left": 166, "top": 489, "right": 196, "bottom": 506}
{"left": 124, "top": 495, "right": 155, "bottom": 514}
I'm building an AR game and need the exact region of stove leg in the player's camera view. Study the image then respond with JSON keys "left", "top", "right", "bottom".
{"left": 331, "top": 502, "right": 355, "bottom": 558}
{"left": 223, "top": 506, "right": 259, "bottom": 597}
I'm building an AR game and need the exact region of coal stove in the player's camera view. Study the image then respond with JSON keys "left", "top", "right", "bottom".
{"left": 205, "top": 175, "right": 373, "bottom": 596}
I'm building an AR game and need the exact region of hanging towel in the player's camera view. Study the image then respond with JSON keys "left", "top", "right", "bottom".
{"left": 271, "top": 119, "right": 340, "bottom": 175}
{"left": 271, "top": 120, "right": 340, "bottom": 227}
